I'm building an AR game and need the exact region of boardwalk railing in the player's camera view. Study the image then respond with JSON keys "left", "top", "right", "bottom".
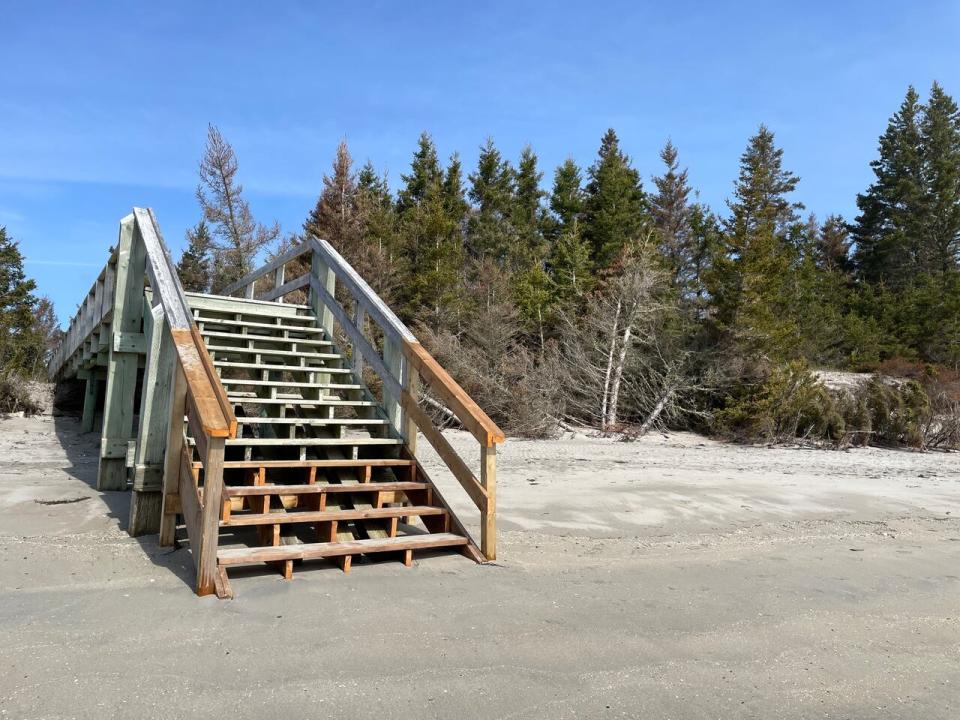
{"left": 221, "top": 237, "right": 505, "bottom": 559}
{"left": 49, "top": 208, "right": 236, "bottom": 595}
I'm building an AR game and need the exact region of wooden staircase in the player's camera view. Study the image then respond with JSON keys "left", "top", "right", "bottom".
{"left": 48, "top": 208, "right": 503, "bottom": 599}
{"left": 186, "top": 293, "right": 474, "bottom": 590}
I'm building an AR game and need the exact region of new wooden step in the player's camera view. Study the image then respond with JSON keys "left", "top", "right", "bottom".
{"left": 200, "top": 330, "right": 332, "bottom": 347}
{"left": 220, "top": 458, "right": 414, "bottom": 469}
{"left": 217, "top": 533, "right": 468, "bottom": 566}
{"left": 224, "top": 481, "right": 428, "bottom": 497}
{"left": 221, "top": 505, "right": 445, "bottom": 527}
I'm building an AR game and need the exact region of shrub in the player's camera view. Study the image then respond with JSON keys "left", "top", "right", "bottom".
{"left": 0, "top": 372, "right": 43, "bottom": 416}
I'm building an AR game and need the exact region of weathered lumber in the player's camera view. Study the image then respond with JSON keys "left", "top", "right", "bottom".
{"left": 217, "top": 533, "right": 468, "bottom": 566}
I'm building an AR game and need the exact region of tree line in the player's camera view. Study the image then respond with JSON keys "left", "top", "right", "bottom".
{"left": 167, "top": 82, "right": 954, "bottom": 448}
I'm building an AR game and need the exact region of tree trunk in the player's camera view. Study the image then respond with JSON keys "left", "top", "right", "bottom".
{"left": 605, "top": 322, "right": 632, "bottom": 429}
{"left": 638, "top": 386, "right": 676, "bottom": 436}
{"left": 600, "top": 299, "right": 621, "bottom": 431}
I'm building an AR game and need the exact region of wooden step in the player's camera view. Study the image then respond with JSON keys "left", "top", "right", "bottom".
{"left": 197, "top": 317, "right": 324, "bottom": 334}
{"left": 217, "top": 533, "right": 468, "bottom": 566}
{"left": 194, "top": 311, "right": 317, "bottom": 326}
{"left": 235, "top": 416, "right": 389, "bottom": 426}
{"left": 221, "top": 505, "right": 445, "bottom": 527}
{"left": 214, "top": 360, "right": 342, "bottom": 371}
{"left": 227, "top": 396, "right": 374, "bottom": 406}
{"left": 221, "top": 378, "right": 359, "bottom": 390}
{"left": 220, "top": 458, "right": 414, "bottom": 469}
{"left": 206, "top": 345, "right": 335, "bottom": 359}
{"left": 225, "top": 436, "right": 401, "bottom": 447}
{"left": 224, "top": 481, "right": 428, "bottom": 497}
{"left": 200, "top": 331, "right": 332, "bottom": 347}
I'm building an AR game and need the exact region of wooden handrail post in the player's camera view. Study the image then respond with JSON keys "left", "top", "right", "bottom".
{"left": 382, "top": 337, "right": 403, "bottom": 435}
{"left": 197, "top": 436, "right": 226, "bottom": 595}
{"left": 480, "top": 444, "right": 496, "bottom": 560}
{"left": 274, "top": 264, "right": 285, "bottom": 304}
{"left": 310, "top": 251, "right": 336, "bottom": 337}
{"left": 404, "top": 365, "right": 419, "bottom": 455}
{"left": 159, "top": 363, "right": 187, "bottom": 547}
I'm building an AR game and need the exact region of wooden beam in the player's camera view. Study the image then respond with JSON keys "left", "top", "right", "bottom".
{"left": 159, "top": 364, "right": 187, "bottom": 547}
{"left": 80, "top": 375, "right": 98, "bottom": 433}
{"left": 196, "top": 437, "right": 225, "bottom": 596}
{"left": 480, "top": 444, "right": 497, "bottom": 561}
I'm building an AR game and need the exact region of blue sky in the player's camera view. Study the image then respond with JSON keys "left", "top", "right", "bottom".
{"left": 2, "top": 1, "right": 958, "bottom": 325}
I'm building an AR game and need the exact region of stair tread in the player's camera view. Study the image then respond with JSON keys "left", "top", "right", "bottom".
{"left": 221, "top": 505, "right": 445, "bottom": 527}
{"left": 225, "top": 481, "right": 428, "bottom": 496}
{"left": 200, "top": 330, "right": 332, "bottom": 347}
{"left": 235, "top": 416, "right": 389, "bottom": 425}
{"left": 186, "top": 291, "right": 311, "bottom": 311}
{"left": 226, "top": 396, "right": 374, "bottom": 405}
{"left": 195, "top": 311, "right": 316, "bottom": 325}
{"left": 214, "top": 360, "right": 341, "bottom": 370}
{"left": 217, "top": 533, "right": 468, "bottom": 565}
{"left": 221, "top": 378, "right": 360, "bottom": 389}
{"left": 197, "top": 317, "right": 324, "bottom": 334}
{"left": 225, "top": 437, "right": 401, "bottom": 446}
{"left": 220, "top": 458, "right": 414, "bottom": 468}
{"left": 205, "top": 345, "right": 334, "bottom": 359}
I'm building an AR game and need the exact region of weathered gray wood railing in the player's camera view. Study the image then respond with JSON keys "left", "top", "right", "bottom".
{"left": 49, "top": 208, "right": 236, "bottom": 595}
{"left": 221, "top": 237, "right": 505, "bottom": 559}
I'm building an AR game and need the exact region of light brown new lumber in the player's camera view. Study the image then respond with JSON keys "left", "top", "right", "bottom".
{"left": 217, "top": 533, "right": 468, "bottom": 566}
{"left": 225, "top": 481, "right": 428, "bottom": 497}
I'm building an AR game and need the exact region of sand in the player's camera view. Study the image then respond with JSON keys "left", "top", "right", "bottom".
{"left": 0, "top": 399, "right": 958, "bottom": 719}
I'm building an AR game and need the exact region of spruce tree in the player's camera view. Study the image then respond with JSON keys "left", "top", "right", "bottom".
{"left": 546, "top": 158, "right": 585, "bottom": 240}
{"left": 511, "top": 146, "right": 546, "bottom": 270}
{"left": 650, "top": 140, "right": 694, "bottom": 287}
{"left": 583, "top": 129, "right": 646, "bottom": 269}
{"left": 920, "top": 82, "right": 960, "bottom": 275}
{"left": 711, "top": 126, "right": 802, "bottom": 361}
{"left": 303, "top": 140, "right": 360, "bottom": 253}
{"left": 852, "top": 87, "right": 926, "bottom": 288}
{"left": 0, "top": 227, "right": 43, "bottom": 375}
{"left": 177, "top": 220, "right": 213, "bottom": 293}
{"left": 467, "top": 137, "right": 516, "bottom": 263}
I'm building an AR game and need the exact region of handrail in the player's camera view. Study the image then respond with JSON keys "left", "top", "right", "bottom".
{"left": 223, "top": 234, "right": 505, "bottom": 559}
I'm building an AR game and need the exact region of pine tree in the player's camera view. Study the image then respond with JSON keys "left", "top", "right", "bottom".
{"left": 467, "top": 137, "right": 516, "bottom": 263}
{"left": 397, "top": 132, "right": 444, "bottom": 213}
{"left": 852, "top": 87, "right": 926, "bottom": 288}
{"left": 547, "top": 159, "right": 585, "bottom": 238}
{"left": 583, "top": 129, "right": 646, "bottom": 269}
{"left": 814, "top": 215, "right": 852, "bottom": 274}
{"left": 0, "top": 227, "right": 43, "bottom": 376}
{"left": 196, "top": 124, "right": 280, "bottom": 292}
{"left": 711, "top": 126, "right": 803, "bottom": 361}
{"left": 511, "top": 145, "right": 546, "bottom": 271}
{"left": 354, "top": 162, "right": 402, "bottom": 301}
{"left": 650, "top": 140, "right": 694, "bottom": 287}
{"left": 303, "top": 140, "right": 361, "bottom": 253}
{"left": 545, "top": 160, "right": 592, "bottom": 314}
{"left": 920, "top": 82, "right": 960, "bottom": 275}
{"left": 177, "top": 220, "right": 213, "bottom": 293}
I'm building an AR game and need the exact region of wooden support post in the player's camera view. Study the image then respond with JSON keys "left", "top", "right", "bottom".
{"left": 382, "top": 338, "right": 403, "bottom": 436}
{"left": 80, "top": 374, "right": 98, "bottom": 433}
{"left": 352, "top": 304, "right": 365, "bottom": 377}
{"left": 196, "top": 437, "right": 226, "bottom": 596}
{"left": 480, "top": 444, "right": 497, "bottom": 561}
{"left": 98, "top": 215, "right": 146, "bottom": 491}
{"left": 309, "top": 252, "right": 336, "bottom": 337}
{"left": 403, "top": 364, "right": 419, "bottom": 455}
{"left": 129, "top": 302, "right": 175, "bottom": 536}
{"left": 274, "top": 264, "right": 285, "bottom": 304}
{"left": 159, "top": 364, "right": 187, "bottom": 547}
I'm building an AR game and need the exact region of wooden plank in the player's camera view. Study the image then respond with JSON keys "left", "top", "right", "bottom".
{"left": 159, "top": 364, "right": 187, "bottom": 546}
{"left": 221, "top": 459, "right": 414, "bottom": 469}
{"left": 257, "top": 272, "right": 308, "bottom": 302}
{"left": 382, "top": 337, "right": 403, "bottom": 435}
{"left": 480, "top": 444, "right": 497, "bottom": 561}
{"left": 220, "top": 240, "right": 312, "bottom": 297}
{"left": 309, "top": 236, "right": 415, "bottom": 344}
{"left": 225, "top": 481, "right": 428, "bottom": 497}
{"left": 179, "top": 446, "right": 202, "bottom": 570}
{"left": 224, "top": 437, "right": 402, "bottom": 447}
{"left": 400, "top": 390, "right": 488, "bottom": 511}
{"left": 217, "top": 533, "right": 468, "bottom": 566}
{"left": 97, "top": 214, "right": 144, "bottom": 491}
{"left": 184, "top": 291, "right": 309, "bottom": 316}
{"left": 402, "top": 339, "right": 505, "bottom": 447}
{"left": 196, "top": 437, "right": 226, "bottom": 596}
{"left": 80, "top": 375, "right": 98, "bottom": 433}
{"left": 222, "top": 505, "right": 444, "bottom": 527}
{"left": 171, "top": 328, "right": 234, "bottom": 438}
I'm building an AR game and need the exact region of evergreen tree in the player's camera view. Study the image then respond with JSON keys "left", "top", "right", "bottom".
{"left": 396, "top": 134, "right": 465, "bottom": 328}
{"left": 711, "top": 125, "right": 802, "bottom": 361}
{"left": 583, "top": 129, "right": 646, "bottom": 269}
{"left": 354, "top": 161, "right": 402, "bottom": 301}
{"left": 467, "top": 137, "right": 516, "bottom": 263}
{"left": 852, "top": 87, "right": 926, "bottom": 288}
{"left": 511, "top": 145, "right": 546, "bottom": 271}
{"left": 196, "top": 124, "right": 280, "bottom": 292}
{"left": 686, "top": 203, "right": 722, "bottom": 318}
{"left": 920, "top": 82, "right": 960, "bottom": 275}
{"left": 650, "top": 140, "right": 694, "bottom": 287}
{"left": 177, "top": 220, "right": 213, "bottom": 293}
{"left": 0, "top": 227, "right": 43, "bottom": 375}
{"left": 814, "top": 215, "right": 852, "bottom": 275}
{"left": 303, "top": 140, "right": 360, "bottom": 253}
{"left": 548, "top": 158, "right": 585, "bottom": 236}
